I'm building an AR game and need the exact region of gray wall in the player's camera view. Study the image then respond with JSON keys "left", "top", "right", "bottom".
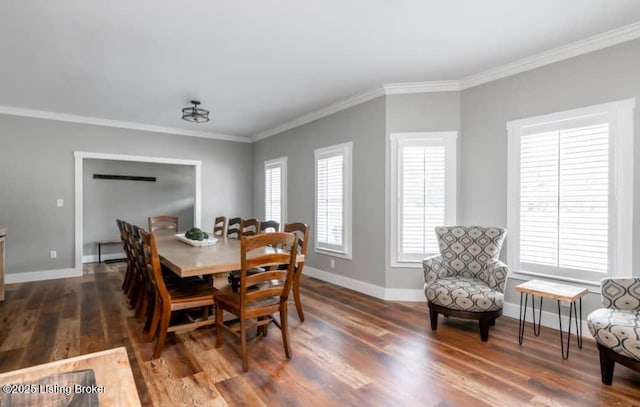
{"left": 253, "top": 97, "right": 387, "bottom": 286}
{"left": 83, "top": 159, "right": 195, "bottom": 259}
{"left": 460, "top": 38, "right": 640, "bottom": 314}
{"left": 384, "top": 92, "right": 461, "bottom": 289}
{"left": 0, "top": 115, "right": 253, "bottom": 275}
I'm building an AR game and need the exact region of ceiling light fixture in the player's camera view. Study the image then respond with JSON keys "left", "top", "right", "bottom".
{"left": 181, "top": 100, "right": 210, "bottom": 123}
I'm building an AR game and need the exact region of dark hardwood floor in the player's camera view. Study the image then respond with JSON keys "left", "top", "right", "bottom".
{"left": 1, "top": 263, "right": 638, "bottom": 406}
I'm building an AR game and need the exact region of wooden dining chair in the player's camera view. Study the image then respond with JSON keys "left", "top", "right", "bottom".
{"left": 227, "top": 217, "right": 242, "bottom": 239}
{"left": 284, "top": 223, "right": 310, "bottom": 321}
{"left": 140, "top": 229, "right": 217, "bottom": 359}
{"left": 214, "top": 232, "right": 297, "bottom": 372}
{"left": 241, "top": 218, "right": 261, "bottom": 237}
{"left": 148, "top": 215, "right": 179, "bottom": 234}
{"left": 116, "top": 219, "right": 133, "bottom": 293}
{"left": 260, "top": 220, "right": 280, "bottom": 233}
{"left": 213, "top": 216, "right": 227, "bottom": 237}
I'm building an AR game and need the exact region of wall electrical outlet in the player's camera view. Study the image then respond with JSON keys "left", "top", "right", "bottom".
{"left": 330, "top": 259, "right": 335, "bottom": 269}
{"left": 50, "top": 250, "right": 57, "bottom": 259}
{"left": 56, "top": 199, "right": 64, "bottom": 207}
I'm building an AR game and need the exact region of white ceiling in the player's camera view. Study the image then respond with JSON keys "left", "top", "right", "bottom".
{"left": 1, "top": 1, "right": 640, "bottom": 140}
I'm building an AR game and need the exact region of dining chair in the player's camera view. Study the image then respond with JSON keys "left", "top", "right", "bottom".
{"left": 123, "top": 221, "right": 143, "bottom": 308}
{"left": 284, "top": 222, "right": 310, "bottom": 321}
{"left": 148, "top": 215, "right": 179, "bottom": 234}
{"left": 227, "top": 217, "right": 242, "bottom": 239}
{"left": 213, "top": 216, "right": 227, "bottom": 237}
{"left": 214, "top": 232, "right": 297, "bottom": 372}
{"left": 140, "top": 229, "right": 217, "bottom": 359}
{"left": 241, "top": 218, "right": 261, "bottom": 237}
{"left": 260, "top": 220, "right": 280, "bottom": 233}
{"left": 116, "top": 219, "right": 133, "bottom": 293}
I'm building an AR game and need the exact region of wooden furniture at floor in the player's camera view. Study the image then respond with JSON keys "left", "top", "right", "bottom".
{"left": 154, "top": 234, "right": 305, "bottom": 278}
{"left": 213, "top": 216, "right": 227, "bottom": 237}
{"left": 215, "top": 232, "right": 298, "bottom": 372}
{"left": 284, "top": 222, "right": 310, "bottom": 321}
{"left": 148, "top": 215, "right": 178, "bottom": 234}
{"left": 0, "top": 347, "right": 140, "bottom": 406}
{"left": 0, "top": 227, "right": 5, "bottom": 301}
{"left": 140, "top": 230, "right": 217, "bottom": 359}
{"left": 516, "top": 279, "right": 588, "bottom": 359}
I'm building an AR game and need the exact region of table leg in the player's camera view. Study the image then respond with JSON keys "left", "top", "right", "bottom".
{"left": 575, "top": 297, "right": 583, "bottom": 349}
{"left": 531, "top": 295, "right": 542, "bottom": 336}
{"left": 557, "top": 300, "right": 575, "bottom": 360}
{"left": 518, "top": 292, "right": 527, "bottom": 345}
{"left": 98, "top": 243, "right": 102, "bottom": 264}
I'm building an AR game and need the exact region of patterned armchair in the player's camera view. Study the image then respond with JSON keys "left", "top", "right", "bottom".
{"left": 423, "top": 226, "right": 508, "bottom": 341}
{"left": 587, "top": 278, "right": 640, "bottom": 385}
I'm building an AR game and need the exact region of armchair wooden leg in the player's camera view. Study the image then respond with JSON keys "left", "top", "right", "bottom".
{"left": 429, "top": 304, "right": 439, "bottom": 330}
{"left": 599, "top": 347, "right": 615, "bottom": 385}
{"left": 479, "top": 318, "right": 490, "bottom": 342}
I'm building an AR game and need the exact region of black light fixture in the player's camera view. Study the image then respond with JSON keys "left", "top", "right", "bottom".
{"left": 181, "top": 100, "right": 210, "bottom": 123}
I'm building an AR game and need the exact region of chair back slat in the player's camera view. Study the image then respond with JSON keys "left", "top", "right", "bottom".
{"left": 213, "top": 216, "right": 227, "bottom": 237}
{"left": 148, "top": 215, "right": 178, "bottom": 234}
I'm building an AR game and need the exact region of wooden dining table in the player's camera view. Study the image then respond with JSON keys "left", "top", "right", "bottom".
{"left": 155, "top": 234, "right": 305, "bottom": 278}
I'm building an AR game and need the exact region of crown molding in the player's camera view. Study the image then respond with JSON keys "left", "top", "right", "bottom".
{"left": 252, "top": 86, "right": 386, "bottom": 142}
{"left": 0, "top": 105, "right": 250, "bottom": 143}
{"left": 460, "top": 21, "right": 640, "bottom": 89}
{"left": 383, "top": 80, "right": 461, "bottom": 94}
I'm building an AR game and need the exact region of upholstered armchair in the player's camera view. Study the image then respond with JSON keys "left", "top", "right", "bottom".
{"left": 587, "top": 278, "right": 640, "bottom": 385}
{"left": 423, "top": 226, "right": 508, "bottom": 341}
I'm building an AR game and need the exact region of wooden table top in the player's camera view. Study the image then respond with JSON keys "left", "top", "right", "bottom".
{"left": 155, "top": 234, "right": 305, "bottom": 278}
{"left": 515, "top": 279, "right": 588, "bottom": 302}
{"left": 0, "top": 347, "right": 140, "bottom": 406}
{"left": 0, "top": 227, "right": 6, "bottom": 238}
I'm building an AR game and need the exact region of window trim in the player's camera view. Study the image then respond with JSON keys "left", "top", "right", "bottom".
{"left": 314, "top": 141, "right": 353, "bottom": 260}
{"left": 264, "top": 156, "right": 287, "bottom": 228}
{"left": 506, "top": 99, "right": 635, "bottom": 283}
{"left": 389, "top": 131, "right": 457, "bottom": 268}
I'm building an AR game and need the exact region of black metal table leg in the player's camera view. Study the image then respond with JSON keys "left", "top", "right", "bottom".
{"left": 531, "top": 295, "right": 542, "bottom": 336}
{"left": 575, "top": 297, "right": 583, "bottom": 349}
{"left": 558, "top": 299, "right": 577, "bottom": 360}
{"left": 518, "top": 292, "right": 527, "bottom": 345}
{"left": 98, "top": 243, "right": 102, "bottom": 263}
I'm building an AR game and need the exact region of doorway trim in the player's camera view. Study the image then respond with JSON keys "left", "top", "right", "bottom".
{"left": 74, "top": 151, "right": 202, "bottom": 275}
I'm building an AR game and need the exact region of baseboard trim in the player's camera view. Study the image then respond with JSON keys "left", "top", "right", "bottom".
{"left": 304, "top": 266, "right": 386, "bottom": 299}
{"left": 304, "top": 266, "right": 592, "bottom": 336}
{"left": 304, "top": 266, "right": 426, "bottom": 302}
{"left": 5, "top": 268, "right": 81, "bottom": 284}
{"left": 82, "top": 252, "right": 126, "bottom": 264}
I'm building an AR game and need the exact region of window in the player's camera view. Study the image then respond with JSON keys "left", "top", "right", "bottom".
{"left": 390, "top": 132, "right": 457, "bottom": 266}
{"left": 507, "top": 99, "right": 634, "bottom": 283}
{"left": 314, "top": 142, "right": 352, "bottom": 259}
{"left": 264, "top": 157, "right": 287, "bottom": 226}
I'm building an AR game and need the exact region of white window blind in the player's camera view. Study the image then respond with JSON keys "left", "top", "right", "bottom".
{"left": 391, "top": 132, "right": 457, "bottom": 266}
{"left": 264, "top": 157, "right": 287, "bottom": 226}
{"left": 507, "top": 99, "right": 635, "bottom": 283}
{"left": 315, "top": 142, "right": 352, "bottom": 258}
{"left": 520, "top": 124, "right": 609, "bottom": 274}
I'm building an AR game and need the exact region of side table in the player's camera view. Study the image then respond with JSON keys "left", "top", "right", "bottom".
{"left": 515, "top": 279, "right": 588, "bottom": 359}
